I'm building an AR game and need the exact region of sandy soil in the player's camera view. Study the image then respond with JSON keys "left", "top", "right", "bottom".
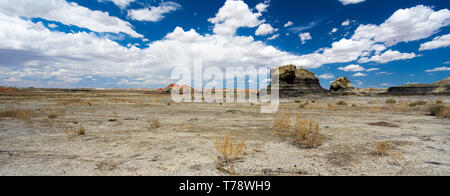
{"left": 0, "top": 90, "right": 449, "bottom": 176}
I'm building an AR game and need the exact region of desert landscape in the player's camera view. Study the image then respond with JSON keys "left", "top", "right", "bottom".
{"left": 1, "top": 66, "right": 448, "bottom": 176}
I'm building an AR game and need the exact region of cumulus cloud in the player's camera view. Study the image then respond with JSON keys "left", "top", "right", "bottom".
{"left": 255, "top": 23, "right": 276, "bottom": 36}
{"left": 0, "top": 0, "right": 316, "bottom": 87}
{"left": 419, "top": 34, "right": 450, "bottom": 51}
{"left": 98, "top": 0, "right": 136, "bottom": 9}
{"left": 339, "top": 0, "right": 366, "bottom": 6}
{"left": 299, "top": 32, "right": 312, "bottom": 44}
{"left": 330, "top": 28, "right": 338, "bottom": 34}
{"left": 338, "top": 64, "right": 365, "bottom": 72}
{"left": 208, "top": 0, "right": 263, "bottom": 35}
{"left": 255, "top": 2, "right": 269, "bottom": 13}
{"left": 425, "top": 66, "right": 450, "bottom": 72}
{"left": 128, "top": 2, "right": 181, "bottom": 22}
{"left": 341, "top": 20, "right": 351, "bottom": 26}
{"left": 0, "top": 0, "right": 142, "bottom": 38}
{"left": 358, "top": 50, "right": 416, "bottom": 64}
{"left": 293, "top": 5, "right": 448, "bottom": 67}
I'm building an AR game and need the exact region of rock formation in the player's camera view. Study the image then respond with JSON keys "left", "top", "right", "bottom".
{"left": 387, "top": 77, "right": 450, "bottom": 95}
{"left": 330, "top": 77, "right": 355, "bottom": 94}
{"left": 268, "top": 65, "right": 327, "bottom": 97}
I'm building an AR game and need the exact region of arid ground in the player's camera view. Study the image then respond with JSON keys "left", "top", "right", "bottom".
{"left": 0, "top": 90, "right": 449, "bottom": 176}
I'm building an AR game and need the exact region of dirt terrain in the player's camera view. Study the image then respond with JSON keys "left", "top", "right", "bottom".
{"left": 0, "top": 90, "right": 449, "bottom": 176}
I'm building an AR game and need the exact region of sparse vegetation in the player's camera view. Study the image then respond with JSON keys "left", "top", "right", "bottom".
{"left": 375, "top": 141, "right": 392, "bottom": 156}
{"left": 410, "top": 100, "right": 427, "bottom": 107}
{"left": 63, "top": 127, "right": 86, "bottom": 136}
{"left": 292, "top": 116, "right": 323, "bottom": 149}
{"left": 429, "top": 104, "right": 450, "bottom": 118}
{"left": 299, "top": 102, "right": 309, "bottom": 109}
{"left": 0, "top": 109, "right": 32, "bottom": 120}
{"left": 336, "top": 100, "right": 347, "bottom": 106}
{"left": 386, "top": 98, "right": 396, "bottom": 104}
{"left": 48, "top": 114, "right": 58, "bottom": 119}
{"left": 273, "top": 114, "right": 291, "bottom": 134}
{"left": 150, "top": 119, "right": 161, "bottom": 129}
{"left": 436, "top": 99, "right": 443, "bottom": 104}
{"left": 327, "top": 103, "right": 337, "bottom": 111}
{"left": 295, "top": 99, "right": 302, "bottom": 103}
{"left": 216, "top": 133, "right": 246, "bottom": 173}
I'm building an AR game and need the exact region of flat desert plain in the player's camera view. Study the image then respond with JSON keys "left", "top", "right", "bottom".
{"left": 0, "top": 90, "right": 449, "bottom": 176}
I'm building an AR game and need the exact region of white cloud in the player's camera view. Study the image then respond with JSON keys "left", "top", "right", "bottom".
{"left": 419, "top": 34, "right": 450, "bottom": 51}
{"left": 425, "top": 66, "right": 450, "bottom": 72}
{"left": 330, "top": 28, "right": 338, "bottom": 34}
{"left": 291, "top": 5, "right": 449, "bottom": 68}
{"left": 0, "top": 0, "right": 142, "bottom": 38}
{"left": 358, "top": 50, "right": 416, "bottom": 64}
{"left": 319, "top": 73, "right": 335, "bottom": 79}
{"left": 98, "top": 0, "right": 135, "bottom": 9}
{"left": 256, "top": 23, "right": 276, "bottom": 36}
{"left": 353, "top": 72, "right": 367, "bottom": 77}
{"left": 299, "top": 32, "right": 312, "bottom": 44}
{"left": 342, "top": 20, "right": 351, "bottom": 26}
{"left": 267, "top": 34, "right": 279, "bottom": 40}
{"left": 352, "top": 5, "right": 450, "bottom": 47}
{"left": 284, "top": 21, "right": 294, "bottom": 28}
{"left": 255, "top": 2, "right": 269, "bottom": 13}
{"left": 128, "top": 2, "right": 181, "bottom": 22}
{"left": 48, "top": 23, "right": 58, "bottom": 28}
{"left": 366, "top": 68, "right": 380, "bottom": 72}
{"left": 208, "top": 0, "right": 264, "bottom": 35}
{"left": 339, "top": 0, "right": 366, "bottom": 6}
{"left": 338, "top": 64, "right": 365, "bottom": 72}
{"left": 0, "top": 1, "right": 317, "bottom": 88}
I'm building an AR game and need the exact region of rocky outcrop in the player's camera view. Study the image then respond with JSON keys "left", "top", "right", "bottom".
{"left": 387, "top": 77, "right": 450, "bottom": 95}
{"left": 330, "top": 77, "right": 355, "bottom": 94}
{"left": 268, "top": 65, "right": 327, "bottom": 97}
{"left": 163, "top": 84, "right": 194, "bottom": 94}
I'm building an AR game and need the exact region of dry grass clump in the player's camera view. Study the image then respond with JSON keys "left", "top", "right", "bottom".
{"left": 273, "top": 114, "right": 291, "bottom": 134}
{"left": 410, "top": 100, "right": 427, "bottom": 107}
{"left": 389, "top": 151, "right": 404, "bottom": 165}
{"left": 436, "top": 99, "right": 443, "bottom": 104}
{"left": 327, "top": 103, "right": 337, "bottom": 111}
{"left": 336, "top": 100, "right": 347, "bottom": 106}
{"left": 150, "top": 119, "right": 161, "bottom": 129}
{"left": 299, "top": 102, "right": 309, "bottom": 109}
{"left": 386, "top": 98, "right": 396, "bottom": 104}
{"left": 215, "top": 133, "right": 246, "bottom": 173}
{"left": 48, "top": 114, "right": 58, "bottom": 119}
{"left": 429, "top": 104, "right": 450, "bottom": 118}
{"left": 292, "top": 116, "right": 323, "bottom": 148}
{"left": 0, "top": 109, "right": 32, "bottom": 120}
{"left": 63, "top": 127, "right": 86, "bottom": 136}
{"left": 375, "top": 141, "right": 393, "bottom": 156}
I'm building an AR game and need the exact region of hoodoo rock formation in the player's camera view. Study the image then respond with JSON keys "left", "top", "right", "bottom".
{"left": 268, "top": 65, "right": 327, "bottom": 97}
{"left": 330, "top": 77, "right": 356, "bottom": 94}
{"left": 387, "top": 77, "right": 450, "bottom": 95}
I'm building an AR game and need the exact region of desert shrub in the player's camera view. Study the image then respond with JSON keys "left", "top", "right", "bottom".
{"left": 273, "top": 114, "right": 291, "bottom": 133}
{"left": 216, "top": 134, "right": 246, "bottom": 165}
{"left": 63, "top": 127, "right": 86, "bottom": 136}
{"left": 0, "top": 109, "right": 32, "bottom": 120}
{"left": 409, "top": 102, "right": 417, "bottom": 107}
{"left": 311, "top": 100, "right": 316, "bottom": 104}
{"left": 375, "top": 141, "right": 392, "bottom": 156}
{"left": 429, "top": 105, "right": 450, "bottom": 118}
{"left": 295, "top": 99, "right": 302, "bottom": 103}
{"left": 386, "top": 98, "right": 396, "bottom": 104}
{"left": 150, "top": 119, "right": 161, "bottom": 129}
{"left": 336, "top": 100, "right": 347, "bottom": 106}
{"left": 327, "top": 103, "right": 337, "bottom": 111}
{"left": 389, "top": 151, "right": 404, "bottom": 165}
{"left": 292, "top": 116, "right": 323, "bottom": 148}
{"left": 48, "top": 114, "right": 58, "bottom": 119}
{"left": 352, "top": 104, "right": 358, "bottom": 107}
{"left": 299, "top": 102, "right": 309, "bottom": 109}
{"left": 436, "top": 100, "right": 443, "bottom": 104}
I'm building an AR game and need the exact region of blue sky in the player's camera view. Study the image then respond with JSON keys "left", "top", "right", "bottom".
{"left": 0, "top": 0, "right": 449, "bottom": 89}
